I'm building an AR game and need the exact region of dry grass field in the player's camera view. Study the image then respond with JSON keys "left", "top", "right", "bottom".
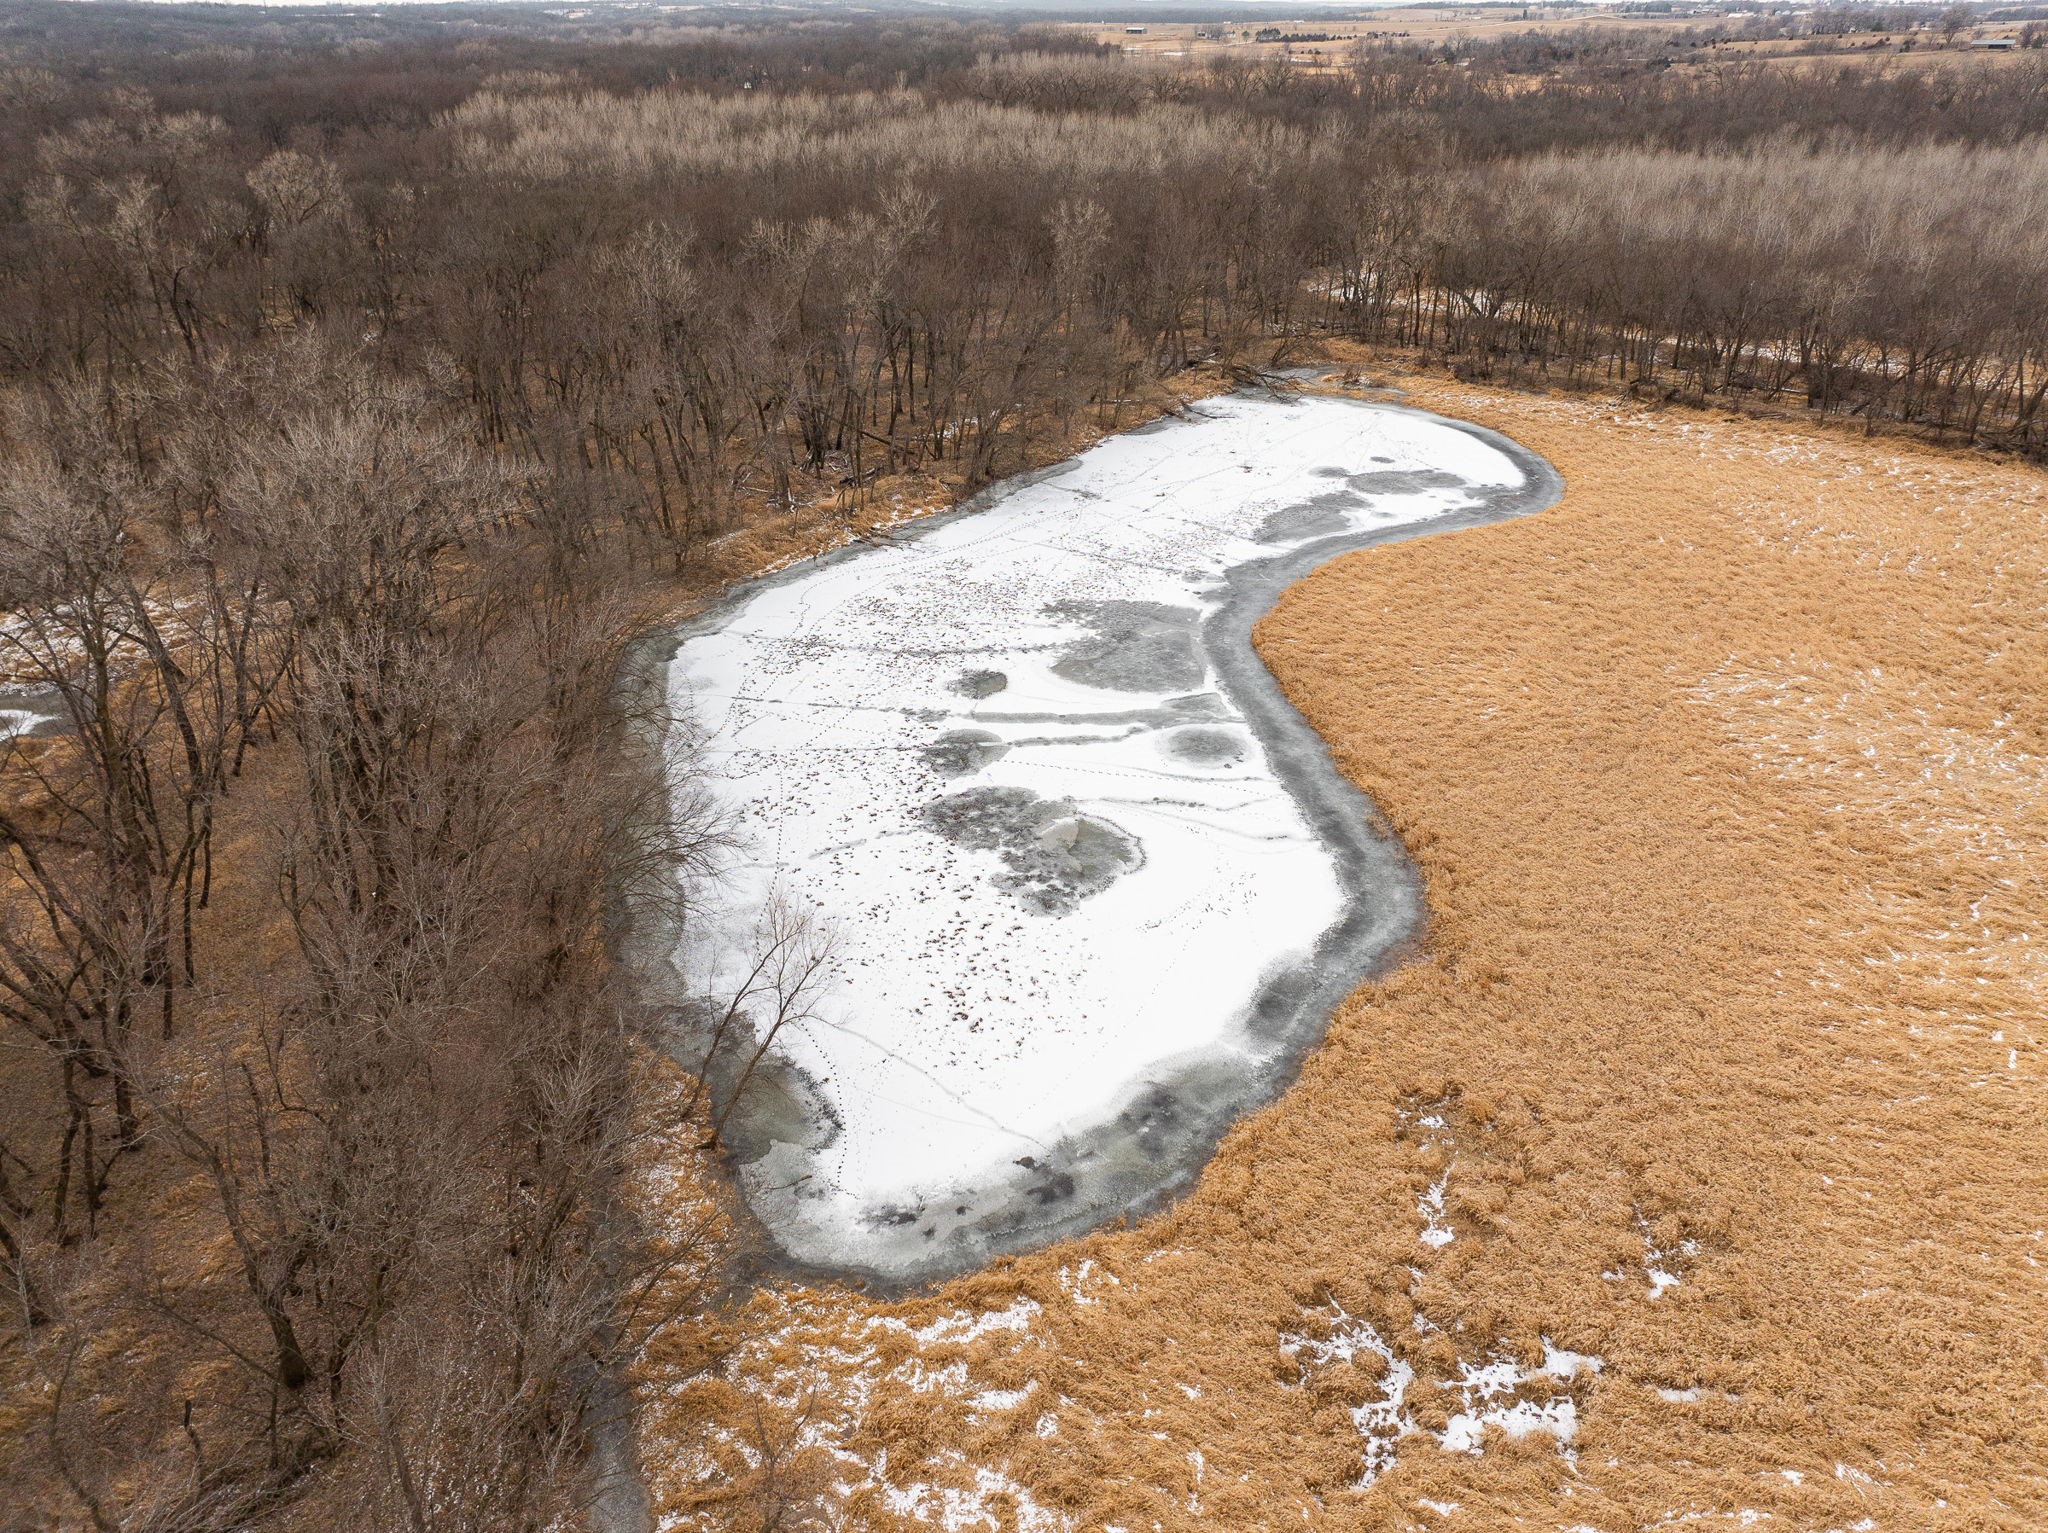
{"left": 638, "top": 379, "right": 2048, "bottom": 1532}
{"left": 1073, "top": 9, "right": 2033, "bottom": 68}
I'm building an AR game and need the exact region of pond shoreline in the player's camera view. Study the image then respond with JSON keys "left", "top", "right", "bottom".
{"left": 628, "top": 388, "right": 1562, "bottom": 1293}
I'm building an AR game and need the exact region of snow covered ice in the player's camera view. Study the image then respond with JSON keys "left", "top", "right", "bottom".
{"left": 660, "top": 391, "right": 1556, "bottom": 1280}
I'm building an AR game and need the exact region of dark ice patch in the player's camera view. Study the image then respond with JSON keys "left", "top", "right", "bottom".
{"left": 1312, "top": 461, "right": 1466, "bottom": 495}
{"left": 1341, "top": 468, "right": 1469, "bottom": 495}
{"left": 864, "top": 1204, "right": 923, "bottom": 1229}
{"left": 1164, "top": 725, "right": 1245, "bottom": 767}
{"left": 1023, "top": 1169, "right": 1076, "bottom": 1204}
{"left": 661, "top": 997, "right": 840, "bottom": 1166}
{"left": 918, "top": 784, "right": 1141, "bottom": 914}
{"left": 954, "top": 668, "right": 1008, "bottom": 699}
{"left": 1257, "top": 491, "right": 1362, "bottom": 545}
{"left": 1048, "top": 601, "right": 1203, "bottom": 692}
{"left": 718, "top": 1065, "right": 824, "bottom": 1166}
{"left": 1118, "top": 1083, "right": 1188, "bottom": 1153}
{"left": 1013, "top": 1154, "right": 1079, "bottom": 1205}
{"left": 923, "top": 728, "right": 1009, "bottom": 778}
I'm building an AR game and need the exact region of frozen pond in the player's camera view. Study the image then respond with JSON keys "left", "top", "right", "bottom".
{"left": 656, "top": 391, "right": 1560, "bottom": 1283}
{"left": 0, "top": 685, "right": 73, "bottom": 741}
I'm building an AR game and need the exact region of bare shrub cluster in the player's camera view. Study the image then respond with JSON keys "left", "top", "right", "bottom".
{"left": 0, "top": 337, "right": 716, "bottom": 1528}
{"left": 1369, "top": 142, "right": 2048, "bottom": 436}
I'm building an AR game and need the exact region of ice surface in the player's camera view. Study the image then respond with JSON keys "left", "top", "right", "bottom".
{"left": 658, "top": 392, "right": 1557, "bottom": 1280}
{"left": 0, "top": 686, "right": 72, "bottom": 741}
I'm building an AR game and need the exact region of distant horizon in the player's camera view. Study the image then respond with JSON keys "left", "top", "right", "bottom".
{"left": 60, "top": 0, "right": 1634, "bottom": 13}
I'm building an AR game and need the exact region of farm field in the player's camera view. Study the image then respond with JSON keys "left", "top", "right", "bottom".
{"left": 637, "top": 377, "right": 2048, "bottom": 1533}
{"left": 1076, "top": 8, "right": 2036, "bottom": 67}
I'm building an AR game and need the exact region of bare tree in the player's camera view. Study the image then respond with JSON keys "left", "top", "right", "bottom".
{"left": 681, "top": 894, "right": 836, "bottom": 1146}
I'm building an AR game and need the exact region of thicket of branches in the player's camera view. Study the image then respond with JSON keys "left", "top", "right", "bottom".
{"left": 5, "top": 9, "right": 2047, "bottom": 467}
{"left": 0, "top": 7, "right": 2044, "bottom": 1527}
{"left": 0, "top": 334, "right": 719, "bottom": 1527}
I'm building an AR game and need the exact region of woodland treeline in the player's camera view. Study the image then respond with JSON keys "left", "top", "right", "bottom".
{"left": 0, "top": 6, "right": 2044, "bottom": 1528}
{"left": 6, "top": 8, "right": 2048, "bottom": 471}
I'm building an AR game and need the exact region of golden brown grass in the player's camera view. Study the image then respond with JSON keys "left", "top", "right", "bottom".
{"left": 637, "top": 379, "right": 2048, "bottom": 1531}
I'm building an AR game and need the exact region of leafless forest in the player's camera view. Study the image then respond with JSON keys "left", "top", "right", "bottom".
{"left": 0, "top": 2, "right": 2043, "bottom": 1526}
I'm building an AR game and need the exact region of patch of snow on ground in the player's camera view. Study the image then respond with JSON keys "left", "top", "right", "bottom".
{"left": 1440, "top": 1342, "right": 1600, "bottom": 1456}
{"left": 1400, "top": 1095, "right": 1466, "bottom": 1251}
{"left": 688, "top": 1294, "right": 1065, "bottom": 1532}
{"left": 877, "top": 1297, "right": 1041, "bottom": 1346}
{"left": 1419, "top": 1173, "right": 1455, "bottom": 1249}
{"left": 1634, "top": 1210, "right": 1699, "bottom": 1300}
{"left": 1279, "top": 1301, "right": 1415, "bottom": 1484}
{"left": 1281, "top": 1301, "right": 1600, "bottom": 1484}
{"left": 1056, "top": 1258, "right": 1118, "bottom": 1307}
{"left": 877, "top": 1457, "right": 1061, "bottom": 1532}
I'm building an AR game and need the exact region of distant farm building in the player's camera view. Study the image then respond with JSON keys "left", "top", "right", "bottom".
{"left": 1124, "top": 25, "right": 1148, "bottom": 34}
{"left": 1971, "top": 35, "right": 2016, "bottom": 48}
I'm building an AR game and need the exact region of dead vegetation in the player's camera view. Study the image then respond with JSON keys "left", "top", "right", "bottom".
{"left": 635, "top": 377, "right": 2048, "bottom": 1532}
